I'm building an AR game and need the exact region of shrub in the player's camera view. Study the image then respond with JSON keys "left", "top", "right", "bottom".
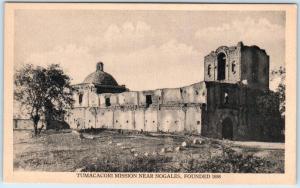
{"left": 78, "top": 155, "right": 173, "bottom": 172}
{"left": 187, "top": 148, "right": 277, "bottom": 173}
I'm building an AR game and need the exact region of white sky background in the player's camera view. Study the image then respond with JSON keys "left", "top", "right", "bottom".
{"left": 14, "top": 10, "right": 285, "bottom": 91}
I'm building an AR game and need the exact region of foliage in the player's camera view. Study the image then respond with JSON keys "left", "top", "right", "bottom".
{"left": 256, "top": 90, "right": 280, "bottom": 119}
{"left": 187, "top": 148, "right": 277, "bottom": 173}
{"left": 14, "top": 130, "right": 284, "bottom": 173}
{"left": 77, "top": 148, "right": 277, "bottom": 173}
{"left": 14, "top": 64, "right": 74, "bottom": 135}
{"left": 271, "top": 66, "right": 286, "bottom": 116}
{"left": 79, "top": 155, "right": 173, "bottom": 172}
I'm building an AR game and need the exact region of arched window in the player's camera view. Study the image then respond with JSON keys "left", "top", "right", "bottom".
{"left": 217, "top": 53, "right": 226, "bottom": 80}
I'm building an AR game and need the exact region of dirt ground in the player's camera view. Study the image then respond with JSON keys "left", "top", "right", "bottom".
{"left": 13, "top": 129, "right": 285, "bottom": 173}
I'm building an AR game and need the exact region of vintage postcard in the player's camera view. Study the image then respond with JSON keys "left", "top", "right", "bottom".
{"left": 3, "top": 3, "right": 297, "bottom": 184}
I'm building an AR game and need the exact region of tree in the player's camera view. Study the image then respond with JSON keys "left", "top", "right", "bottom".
{"left": 14, "top": 64, "right": 74, "bottom": 135}
{"left": 271, "top": 66, "right": 286, "bottom": 117}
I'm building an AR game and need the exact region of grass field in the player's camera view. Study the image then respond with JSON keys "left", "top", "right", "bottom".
{"left": 13, "top": 129, "right": 284, "bottom": 173}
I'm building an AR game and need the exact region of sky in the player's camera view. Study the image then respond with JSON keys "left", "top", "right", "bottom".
{"left": 14, "top": 10, "right": 285, "bottom": 91}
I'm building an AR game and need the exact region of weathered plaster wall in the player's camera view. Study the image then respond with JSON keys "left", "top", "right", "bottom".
{"left": 96, "top": 109, "right": 114, "bottom": 129}
{"left": 118, "top": 92, "right": 138, "bottom": 106}
{"left": 68, "top": 82, "right": 205, "bottom": 134}
{"left": 158, "top": 107, "right": 185, "bottom": 133}
{"left": 67, "top": 105, "right": 204, "bottom": 134}
{"left": 138, "top": 90, "right": 162, "bottom": 107}
{"left": 162, "top": 88, "right": 182, "bottom": 104}
{"left": 204, "top": 53, "right": 216, "bottom": 82}
{"left": 114, "top": 109, "right": 135, "bottom": 130}
{"left": 73, "top": 84, "right": 93, "bottom": 108}
{"left": 89, "top": 88, "right": 99, "bottom": 107}
{"left": 134, "top": 109, "right": 145, "bottom": 131}
{"left": 144, "top": 108, "right": 158, "bottom": 132}
{"left": 181, "top": 82, "right": 207, "bottom": 104}
{"left": 185, "top": 106, "right": 202, "bottom": 134}
{"left": 85, "top": 108, "right": 97, "bottom": 129}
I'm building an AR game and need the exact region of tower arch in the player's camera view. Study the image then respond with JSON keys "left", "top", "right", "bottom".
{"left": 217, "top": 52, "right": 226, "bottom": 81}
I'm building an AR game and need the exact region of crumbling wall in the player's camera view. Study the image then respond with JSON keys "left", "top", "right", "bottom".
{"left": 162, "top": 88, "right": 182, "bottom": 104}
{"left": 181, "top": 82, "right": 207, "bottom": 104}
{"left": 110, "top": 94, "right": 119, "bottom": 106}
{"left": 118, "top": 91, "right": 138, "bottom": 106}
{"left": 99, "top": 93, "right": 118, "bottom": 107}
{"left": 138, "top": 90, "right": 162, "bottom": 107}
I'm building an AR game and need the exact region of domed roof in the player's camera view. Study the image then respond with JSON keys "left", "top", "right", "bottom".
{"left": 82, "top": 62, "right": 119, "bottom": 86}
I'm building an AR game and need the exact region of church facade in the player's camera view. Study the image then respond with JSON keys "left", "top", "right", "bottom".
{"left": 65, "top": 42, "right": 283, "bottom": 141}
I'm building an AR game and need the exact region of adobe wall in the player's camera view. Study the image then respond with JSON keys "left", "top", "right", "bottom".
{"left": 96, "top": 109, "right": 114, "bottom": 129}
{"left": 114, "top": 108, "right": 135, "bottom": 130}
{"left": 181, "top": 82, "right": 207, "bottom": 104}
{"left": 66, "top": 105, "right": 203, "bottom": 134}
{"left": 66, "top": 82, "right": 206, "bottom": 134}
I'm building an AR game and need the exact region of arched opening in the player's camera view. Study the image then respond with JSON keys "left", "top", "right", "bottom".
{"left": 222, "top": 117, "right": 233, "bottom": 140}
{"left": 217, "top": 53, "right": 226, "bottom": 80}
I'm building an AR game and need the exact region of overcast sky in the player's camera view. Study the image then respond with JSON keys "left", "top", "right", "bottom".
{"left": 14, "top": 10, "right": 285, "bottom": 91}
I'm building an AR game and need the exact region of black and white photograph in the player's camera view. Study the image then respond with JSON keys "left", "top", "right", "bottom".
{"left": 3, "top": 3, "right": 296, "bottom": 184}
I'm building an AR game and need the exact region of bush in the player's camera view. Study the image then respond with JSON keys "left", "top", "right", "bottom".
{"left": 78, "top": 155, "right": 173, "bottom": 172}
{"left": 187, "top": 148, "right": 276, "bottom": 173}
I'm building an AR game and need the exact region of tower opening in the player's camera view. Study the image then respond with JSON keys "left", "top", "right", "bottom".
{"left": 217, "top": 53, "right": 226, "bottom": 80}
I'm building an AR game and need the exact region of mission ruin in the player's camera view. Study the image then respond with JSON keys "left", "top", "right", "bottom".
{"left": 62, "top": 42, "right": 283, "bottom": 141}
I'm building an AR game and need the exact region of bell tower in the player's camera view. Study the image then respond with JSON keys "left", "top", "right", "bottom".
{"left": 204, "top": 42, "right": 269, "bottom": 90}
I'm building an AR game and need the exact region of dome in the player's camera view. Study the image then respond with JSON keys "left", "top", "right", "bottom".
{"left": 82, "top": 62, "right": 119, "bottom": 86}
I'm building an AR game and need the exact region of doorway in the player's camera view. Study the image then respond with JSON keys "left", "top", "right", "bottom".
{"left": 222, "top": 117, "right": 233, "bottom": 140}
